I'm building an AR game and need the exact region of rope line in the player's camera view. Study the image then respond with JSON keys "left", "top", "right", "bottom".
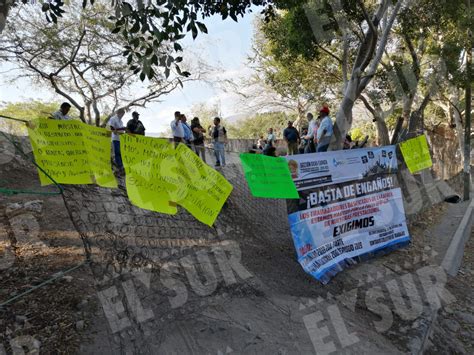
{"left": 0, "top": 261, "right": 89, "bottom": 309}
{"left": 0, "top": 129, "right": 63, "bottom": 196}
{"left": 0, "top": 115, "right": 93, "bottom": 308}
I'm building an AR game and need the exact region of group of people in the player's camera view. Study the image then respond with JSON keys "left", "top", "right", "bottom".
{"left": 50, "top": 104, "right": 146, "bottom": 173}
{"left": 49, "top": 103, "right": 228, "bottom": 172}
{"left": 256, "top": 106, "right": 334, "bottom": 156}
{"left": 50, "top": 102, "right": 358, "bottom": 172}
{"left": 170, "top": 112, "right": 228, "bottom": 167}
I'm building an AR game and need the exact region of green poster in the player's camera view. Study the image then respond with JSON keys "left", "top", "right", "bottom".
{"left": 240, "top": 153, "right": 299, "bottom": 199}
{"left": 400, "top": 135, "right": 433, "bottom": 174}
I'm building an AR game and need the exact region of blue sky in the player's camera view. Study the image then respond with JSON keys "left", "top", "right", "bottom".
{"left": 0, "top": 8, "right": 261, "bottom": 135}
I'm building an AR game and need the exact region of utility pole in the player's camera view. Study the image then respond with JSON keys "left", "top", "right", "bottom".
{"left": 464, "top": 0, "right": 472, "bottom": 201}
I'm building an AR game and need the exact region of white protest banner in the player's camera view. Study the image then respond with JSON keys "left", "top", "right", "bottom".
{"left": 286, "top": 146, "right": 410, "bottom": 284}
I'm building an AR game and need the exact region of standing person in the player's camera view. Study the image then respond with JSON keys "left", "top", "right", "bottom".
{"left": 191, "top": 117, "right": 206, "bottom": 162}
{"left": 108, "top": 108, "right": 126, "bottom": 171}
{"left": 304, "top": 113, "right": 318, "bottom": 153}
{"left": 283, "top": 121, "right": 300, "bottom": 155}
{"left": 257, "top": 135, "right": 265, "bottom": 150}
{"left": 126, "top": 111, "right": 146, "bottom": 135}
{"left": 181, "top": 114, "right": 194, "bottom": 147}
{"left": 317, "top": 106, "right": 333, "bottom": 152}
{"left": 170, "top": 111, "right": 184, "bottom": 145}
{"left": 266, "top": 128, "right": 275, "bottom": 148}
{"left": 299, "top": 128, "right": 308, "bottom": 154}
{"left": 51, "top": 102, "right": 71, "bottom": 120}
{"left": 212, "top": 117, "right": 227, "bottom": 167}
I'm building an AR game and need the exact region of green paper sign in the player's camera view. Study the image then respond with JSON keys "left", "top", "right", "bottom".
{"left": 240, "top": 153, "right": 299, "bottom": 199}
{"left": 400, "top": 135, "right": 433, "bottom": 174}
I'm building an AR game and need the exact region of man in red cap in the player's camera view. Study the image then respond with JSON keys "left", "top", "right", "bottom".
{"left": 316, "top": 106, "right": 333, "bottom": 152}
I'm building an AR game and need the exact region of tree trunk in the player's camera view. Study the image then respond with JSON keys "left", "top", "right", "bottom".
{"left": 375, "top": 117, "right": 390, "bottom": 146}
{"left": 360, "top": 95, "right": 391, "bottom": 146}
{"left": 451, "top": 100, "right": 466, "bottom": 163}
{"left": 0, "top": 1, "right": 11, "bottom": 33}
{"left": 330, "top": 0, "right": 403, "bottom": 150}
{"left": 293, "top": 105, "right": 307, "bottom": 132}
{"left": 332, "top": 78, "right": 357, "bottom": 149}
{"left": 408, "top": 94, "right": 430, "bottom": 135}
{"left": 391, "top": 116, "right": 404, "bottom": 144}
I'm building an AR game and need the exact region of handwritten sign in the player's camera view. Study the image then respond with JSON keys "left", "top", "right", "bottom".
{"left": 83, "top": 124, "right": 117, "bottom": 188}
{"left": 240, "top": 153, "right": 299, "bottom": 199}
{"left": 122, "top": 138, "right": 232, "bottom": 224}
{"left": 399, "top": 135, "right": 432, "bottom": 174}
{"left": 121, "top": 134, "right": 178, "bottom": 215}
{"left": 174, "top": 144, "right": 233, "bottom": 226}
{"left": 28, "top": 119, "right": 116, "bottom": 188}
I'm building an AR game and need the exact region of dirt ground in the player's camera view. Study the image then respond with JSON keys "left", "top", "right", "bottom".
{"left": 0, "top": 136, "right": 473, "bottom": 354}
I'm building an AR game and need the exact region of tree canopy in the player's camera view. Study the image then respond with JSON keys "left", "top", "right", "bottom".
{"left": 1, "top": 2, "right": 202, "bottom": 126}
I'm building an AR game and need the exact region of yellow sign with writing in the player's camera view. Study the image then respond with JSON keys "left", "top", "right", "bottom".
{"left": 400, "top": 134, "right": 433, "bottom": 174}
{"left": 174, "top": 143, "right": 233, "bottom": 226}
{"left": 121, "top": 134, "right": 178, "bottom": 215}
{"left": 121, "top": 137, "right": 232, "bottom": 224}
{"left": 28, "top": 119, "right": 117, "bottom": 188}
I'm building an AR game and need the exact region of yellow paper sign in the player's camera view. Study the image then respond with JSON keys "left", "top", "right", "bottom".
{"left": 400, "top": 135, "right": 433, "bottom": 174}
{"left": 121, "top": 137, "right": 232, "bottom": 224}
{"left": 174, "top": 144, "right": 233, "bottom": 226}
{"left": 121, "top": 134, "right": 177, "bottom": 215}
{"left": 83, "top": 124, "right": 117, "bottom": 188}
{"left": 28, "top": 119, "right": 117, "bottom": 188}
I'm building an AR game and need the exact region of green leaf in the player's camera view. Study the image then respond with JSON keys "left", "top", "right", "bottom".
{"left": 196, "top": 21, "right": 207, "bottom": 34}
{"left": 174, "top": 42, "right": 183, "bottom": 51}
{"left": 159, "top": 56, "right": 166, "bottom": 66}
{"left": 140, "top": 72, "right": 146, "bottom": 81}
{"left": 191, "top": 23, "right": 198, "bottom": 39}
{"left": 147, "top": 67, "right": 155, "bottom": 80}
{"left": 164, "top": 67, "right": 170, "bottom": 78}
{"left": 182, "top": 71, "right": 191, "bottom": 77}
{"left": 111, "top": 27, "right": 121, "bottom": 34}
{"left": 130, "top": 21, "right": 140, "bottom": 33}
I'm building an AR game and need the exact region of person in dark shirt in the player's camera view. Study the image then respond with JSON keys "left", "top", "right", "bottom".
{"left": 283, "top": 121, "right": 300, "bottom": 155}
{"left": 191, "top": 117, "right": 206, "bottom": 162}
{"left": 126, "top": 111, "right": 146, "bottom": 135}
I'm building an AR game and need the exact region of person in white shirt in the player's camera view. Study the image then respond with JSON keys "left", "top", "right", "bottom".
{"left": 317, "top": 107, "right": 333, "bottom": 152}
{"left": 51, "top": 102, "right": 71, "bottom": 120}
{"left": 108, "top": 108, "right": 126, "bottom": 170}
{"left": 170, "top": 111, "right": 184, "bottom": 146}
{"left": 304, "top": 112, "right": 318, "bottom": 153}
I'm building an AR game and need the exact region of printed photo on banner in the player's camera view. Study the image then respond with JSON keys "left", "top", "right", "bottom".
{"left": 286, "top": 146, "right": 398, "bottom": 191}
